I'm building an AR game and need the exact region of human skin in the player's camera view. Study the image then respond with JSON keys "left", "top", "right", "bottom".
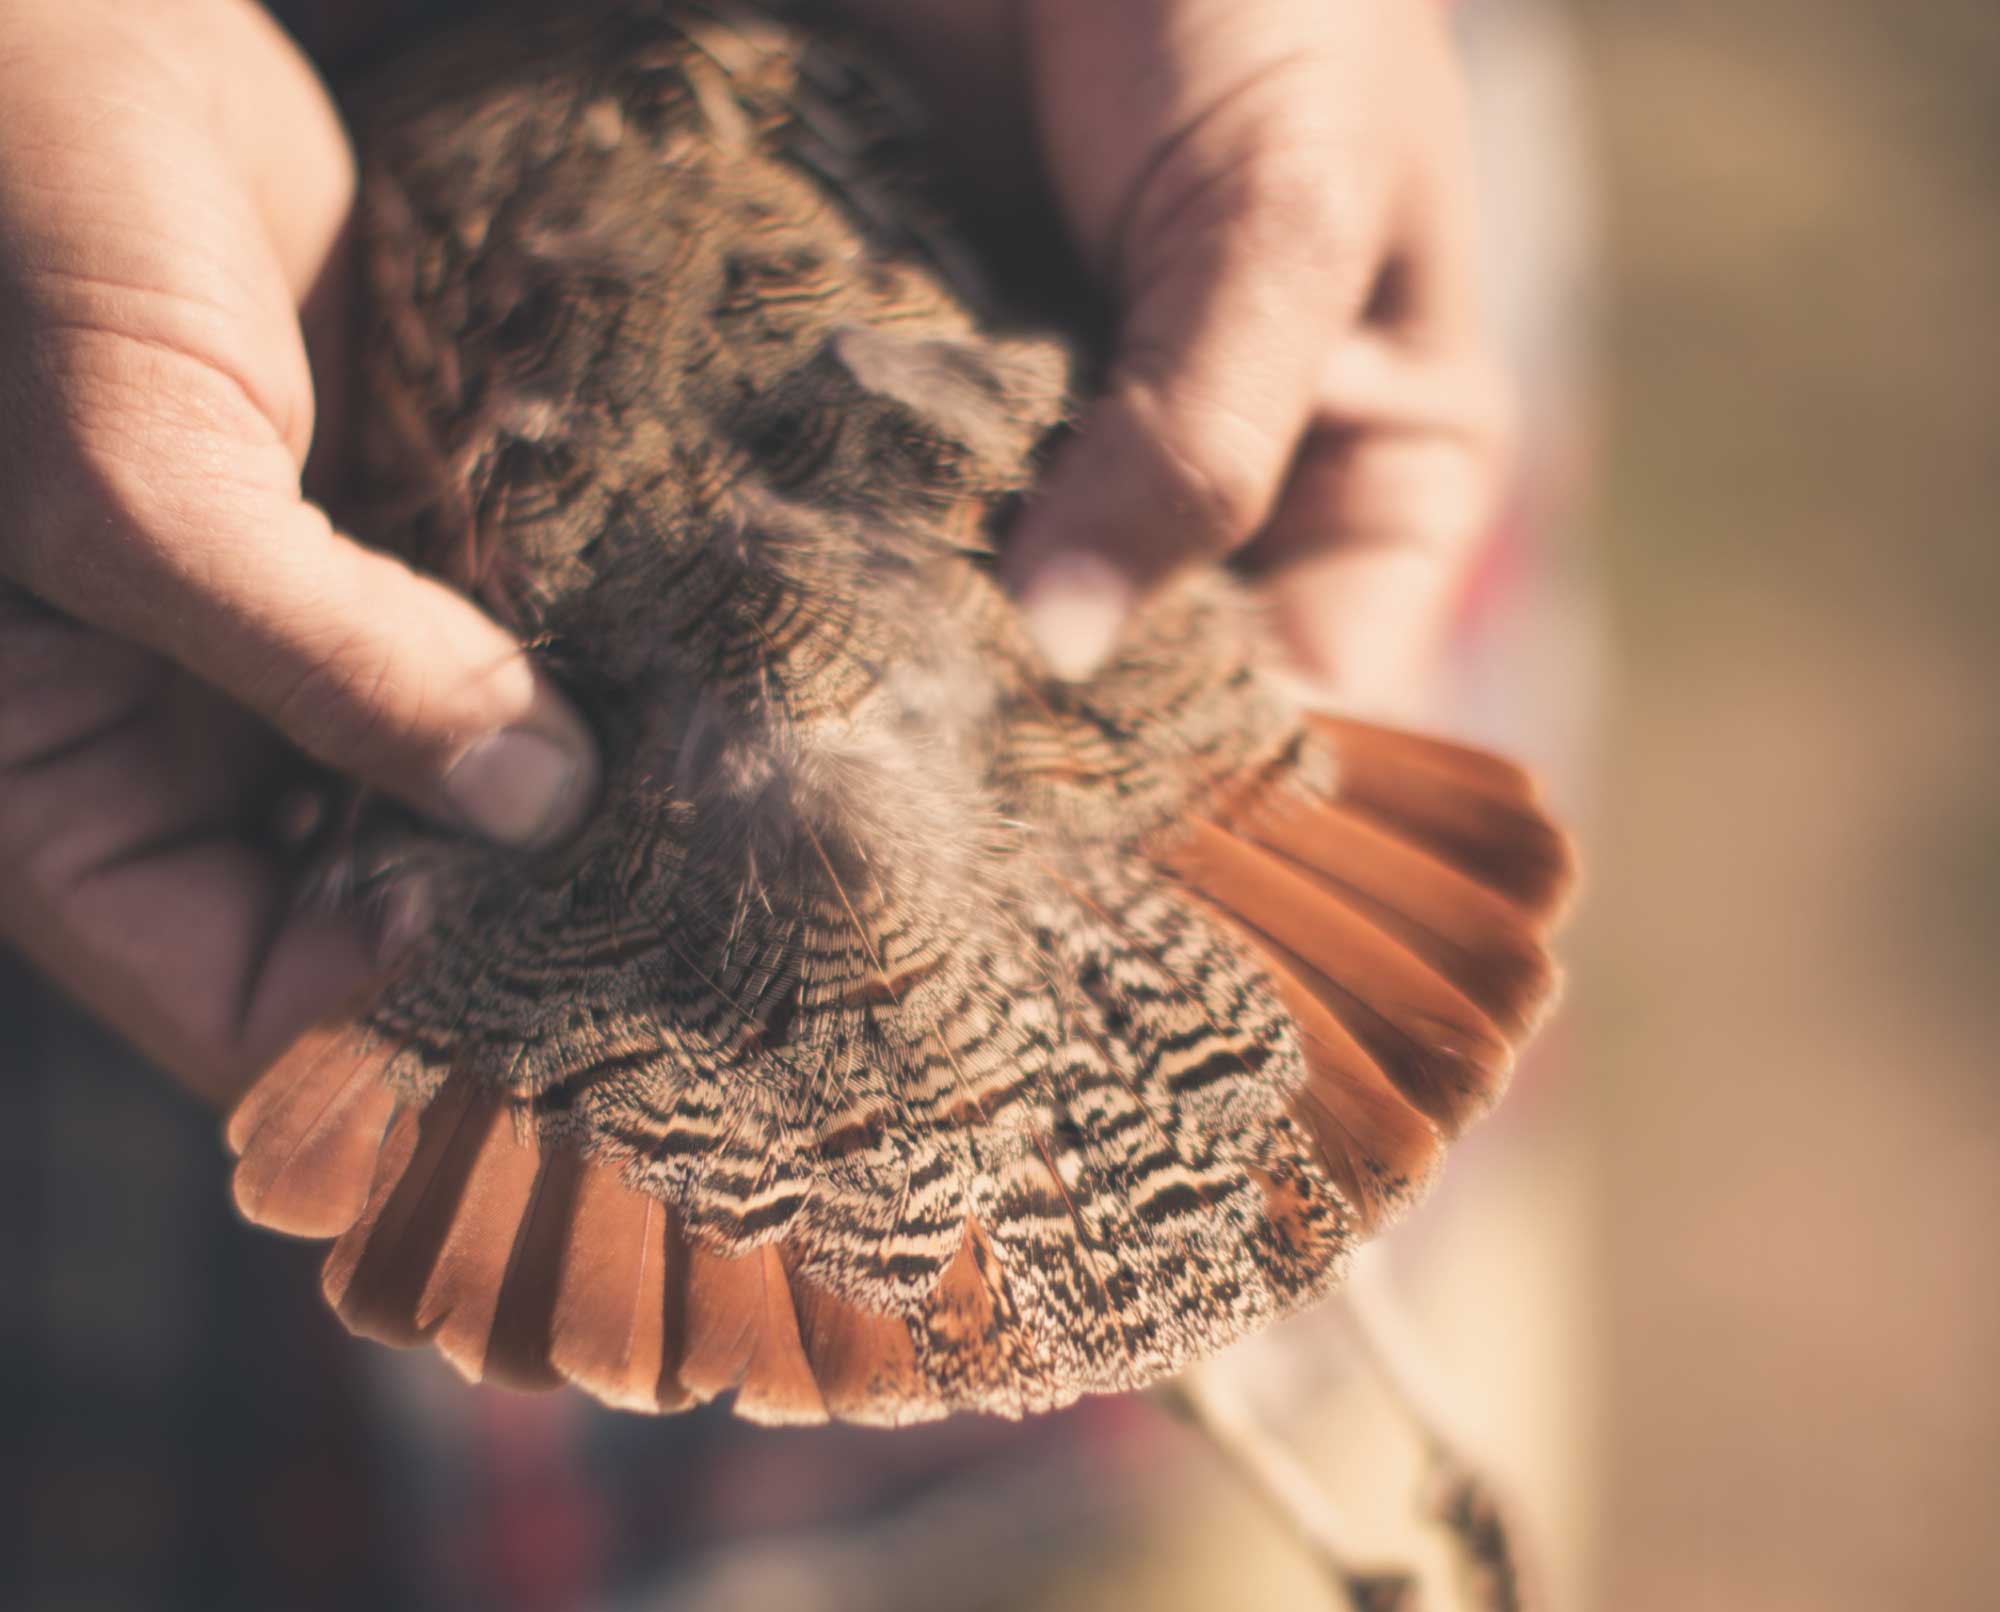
{"left": 0, "top": 0, "right": 1506, "bottom": 1103}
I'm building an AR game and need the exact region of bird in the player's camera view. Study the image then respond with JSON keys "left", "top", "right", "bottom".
{"left": 226, "top": 0, "right": 1576, "bottom": 1427}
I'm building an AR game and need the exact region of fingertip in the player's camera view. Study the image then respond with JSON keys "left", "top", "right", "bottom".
{"left": 1010, "top": 548, "right": 1134, "bottom": 682}
{"left": 327, "top": 552, "right": 602, "bottom": 849}
{"left": 441, "top": 695, "right": 600, "bottom": 851}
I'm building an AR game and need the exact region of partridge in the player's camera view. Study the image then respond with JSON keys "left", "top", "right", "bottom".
{"left": 229, "top": 0, "right": 1575, "bottom": 1425}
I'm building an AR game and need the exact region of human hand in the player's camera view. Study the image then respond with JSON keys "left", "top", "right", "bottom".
{"left": 835, "top": 0, "right": 1511, "bottom": 706}
{"left": 0, "top": 0, "right": 598, "bottom": 1104}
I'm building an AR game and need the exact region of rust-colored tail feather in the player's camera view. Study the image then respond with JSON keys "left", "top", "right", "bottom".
{"left": 1164, "top": 717, "right": 1575, "bottom": 1239}
{"left": 1309, "top": 716, "right": 1575, "bottom": 920}
{"left": 546, "top": 1170, "right": 679, "bottom": 1412}
{"left": 1167, "top": 818, "right": 1513, "bottom": 1135}
{"left": 1269, "top": 969, "right": 1447, "bottom": 1235}
{"left": 679, "top": 1242, "right": 827, "bottom": 1424}
{"left": 227, "top": 714, "right": 1570, "bottom": 1424}
{"left": 1243, "top": 795, "right": 1558, "bottom": 1040}
{"left": 229, "top": 1024, "right": 398, "bottom": 1239}
{"left": 786, "top": 1266, "right": 928, "bottom": 1423}
{"left": 322, "top": 1081, "right": 490, "bottom": 1347}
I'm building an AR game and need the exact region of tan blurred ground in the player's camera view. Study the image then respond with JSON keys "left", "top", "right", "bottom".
{"left": 1581, "top": 2, "right": 1998, "bottom": 1607}
{"left": 1040, "top": 2, "right": 1999, "bottom": 1607}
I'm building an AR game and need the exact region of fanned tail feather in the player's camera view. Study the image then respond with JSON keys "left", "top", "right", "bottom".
{"left": 1306, "top": 715, "right": 1574, "bottom": 921}
{"left": 238, "top": 0, "right": 1584, "bottom": 1428}
{"left": 231, "top": 1036, "right": 968, "bottom": 1422}
{"left": 544, "top": 1168, "right": 678, "bottom": 1411}
{"left": 228, "top": 1021, "right": 399, "bottom": 1238}
{"left": 226, "top": 716, "right": 1571, "bottom": 1423}
{"left": 1159, "top": 717, "right": 1576, "bottom": 1239}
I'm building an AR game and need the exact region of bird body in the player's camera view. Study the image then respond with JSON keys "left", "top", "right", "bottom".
{"left": 229, "top": 0, "right": 1574, "bottom": 1424}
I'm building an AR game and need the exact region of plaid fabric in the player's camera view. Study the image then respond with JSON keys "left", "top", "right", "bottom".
{"left": 4, "top": 964, "right": 398, "bottom": 1611}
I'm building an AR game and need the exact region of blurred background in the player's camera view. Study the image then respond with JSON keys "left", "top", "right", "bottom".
{"left": 8, "top": 0, "right": 1995, "bottom": 1608}
{"left": 1572, "top": 0, "right": 1996, "bottom": 1605}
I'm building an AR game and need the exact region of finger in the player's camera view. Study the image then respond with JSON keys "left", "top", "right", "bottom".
{"left": 13, "top": 835, "right": 375, "bottom": 1106}
{"left": 1250, "top": 346, "right": 1510, "bottom": 719}
{"left": 1007, "top": 0, "right": 1389, "bottom": 678}
{"left": 0, "top": 601, "right": 161, "bottom": 769}
{"left": 1254, "top": 423, "right": 1502, "bottom": 719}
{"left": 0, "top": 618, "right": 367, "bottom": 1100}
{"left": 0, "top": 664, "right": 265, "bottom": 897}
{"left": 1248, "top": 324, "right": 1514, "bottom": 711}
{"left": 1317, "top": 329, "right": 1512, "bottom": 439}
{"left": 13, "top": 463, "right": 599, "bottom": 851}
{"left": 1249, "top": 20, "right": 1509, "bottom": 714}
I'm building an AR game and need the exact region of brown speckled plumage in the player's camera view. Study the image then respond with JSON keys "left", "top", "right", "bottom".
{"left": 228, "top": 0, "right": 1575, "bottom": 1424}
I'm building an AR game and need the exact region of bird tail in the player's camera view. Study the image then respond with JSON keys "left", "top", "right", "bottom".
{"left": 226, "top": 712, "right": 1574, "bottom": 1420}
{"left": 1158, "top": 713, "right": 1575, "bottom": 1234}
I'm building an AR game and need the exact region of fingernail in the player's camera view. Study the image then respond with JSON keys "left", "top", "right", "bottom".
{"left": 444, "top": 726, "right": 588, "bottom": 847}
{"left": 1016, "top": 552, "right": 1131, "bottom": 682}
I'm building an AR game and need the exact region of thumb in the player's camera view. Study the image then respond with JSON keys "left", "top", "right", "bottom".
{"left": 18, "top": 473, "right": 598, "bottom": 850}
{"left": 209, "top": 503, "right": 603, "bottom": 849}
{"left": 0, "top": 10, "right": 599, "bottom": 850}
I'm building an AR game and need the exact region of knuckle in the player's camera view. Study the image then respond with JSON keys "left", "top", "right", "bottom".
{"left": 1108, "top": 377, "right": 1279, "bottom": 559}
{"left": 1141, "top": 142, "right": 1358, "bottom": 291}
{"left": 1149, "top": 426, "right": 1273, "bottom": 552}
{"left": 262, "top": 633, "right": 419, "bottom": 773}
{"left": 1231, "top": 145, "right": 1355, "bottom": 257}
{"left": 0, "top": 632, "right": 141, "bottom": 771}
{"left": 10, "top": 799, "right": 100, "bottom": 903}
{"left": 0, "top": 734, "right": 124, "bottom": 902}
